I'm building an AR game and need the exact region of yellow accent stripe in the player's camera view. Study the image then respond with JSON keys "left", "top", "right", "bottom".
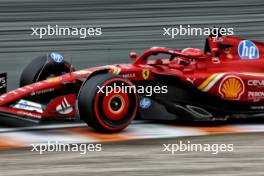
{"left": 241, "top": 72, "right": 264, "bottom": 77}
{"left": 198, "top": 73, "right": 218, "bottom": 90}
{"left": 198, "top": 72, "right": 264, "bottom": 92}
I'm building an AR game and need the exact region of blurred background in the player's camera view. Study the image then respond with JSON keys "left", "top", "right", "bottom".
{"left": 0, "top": 0, "right": 263, "bottom": 90}
{"left": 0, "top": 1, "right": 263, "bottom": 175}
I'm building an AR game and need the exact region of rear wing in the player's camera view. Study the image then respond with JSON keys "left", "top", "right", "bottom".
{"left": 204, "top": 36, "right": 264, "bottom": 60}
{"left": 0, "top": 73, "right": 7, "bottom": 95}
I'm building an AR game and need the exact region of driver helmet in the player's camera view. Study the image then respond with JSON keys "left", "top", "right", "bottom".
{"left": 181, "top": 48, "right": 203, "bottom": 57}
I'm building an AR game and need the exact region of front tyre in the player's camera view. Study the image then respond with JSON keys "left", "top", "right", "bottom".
{"left": 20, "top": 53, "right": 73, "bottom": 87}
{"left": 78, "top": 74, "right": 138, "bottom": 133}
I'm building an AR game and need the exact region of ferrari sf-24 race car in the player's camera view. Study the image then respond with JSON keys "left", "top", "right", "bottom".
{"left": 0, "top": 35, "right": 263, "bottom": 133}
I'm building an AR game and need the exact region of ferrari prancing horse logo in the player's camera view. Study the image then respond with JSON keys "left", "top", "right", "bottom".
{"left": 142, "top": 69, "right": 150, "bottom": 80}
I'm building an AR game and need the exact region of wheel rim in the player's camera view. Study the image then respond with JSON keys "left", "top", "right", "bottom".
{"left": 102, "top": 90, "right": 130, "bottom": 121}
{"left": 93, "top": 78, "right": 138, "bottom": 131}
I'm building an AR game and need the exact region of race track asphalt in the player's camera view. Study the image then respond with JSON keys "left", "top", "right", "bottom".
{"left": 0, "top": 133, "right": 263, "bottom": 176}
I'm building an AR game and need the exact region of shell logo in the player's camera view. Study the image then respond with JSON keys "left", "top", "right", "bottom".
{"left": 219, "top": 76, "right": 245, "bottom": 100}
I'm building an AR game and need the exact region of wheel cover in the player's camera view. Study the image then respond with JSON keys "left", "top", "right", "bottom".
{"left": 93, "top": 78, "right": 138, "bottom": 131}
{"left": 102, "top": 90, "right": 130, "bottom": 121}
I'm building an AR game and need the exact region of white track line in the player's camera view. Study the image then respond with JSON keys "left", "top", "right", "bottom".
{"left": 0, "top": 120, "right": 149, "bottom": 133}
{"left": 0, "top": 123, "right": 87, "bottom": 133}
{"left": 124, "top": 124, "right": 207, "bottom": 138}
{"left": 0, "top": 123, "right": 263, "bottom": 148}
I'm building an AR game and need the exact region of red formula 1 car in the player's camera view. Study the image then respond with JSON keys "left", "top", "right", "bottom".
{"left": 0, "top": 35, "right": 263, "bottom": 132}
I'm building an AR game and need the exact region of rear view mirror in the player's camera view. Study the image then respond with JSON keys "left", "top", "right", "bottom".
{"left": 130, "top": 52, "right": 137, "bottom": 59}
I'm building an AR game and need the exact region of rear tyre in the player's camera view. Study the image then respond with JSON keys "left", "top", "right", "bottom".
{"left": 78, "top": 74, "right": 138, "bottom": 133}
{"left": 20, "top": 53, "right": 73, "bottom": 87}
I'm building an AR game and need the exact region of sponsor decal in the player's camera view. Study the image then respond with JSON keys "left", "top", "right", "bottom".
{"left": 31, "top": 88, "right": 54, "bottom": 96}
{"left": 112, "top": 68, "right": 121, "bottom": 74}
{"left": 219, "top": 75, "right": 244, "bottom": 100}
{"left": 122, "top": 73, "right": 136, "bottom": 78}
{"left": 13, "top": 99, "right": 43, "bottom": 113}
{"left": 0, "top": 76, "right": 6, "bottom": 85}
{"left": 142, "top": 69, "right": 150, "bottom": 80}
{"left": 19, "top": 100, "right": 28, "bottom": 108}
{"left": 17, "top": 88, "right": 27, "bottom": 92}
{"left": 248, "top": 91, "right": 264, "bottom": 102}
{"left": 0, "top": 73, "right": 7, "bottom": 94}
{"left": 73, "top": 70, "right": 91, "bottom": 75}
{"left": 17, "top": 111, "right": 41, "bottom": 118}
{"left": 35, "top": 82, "right": 44, "bottom": 86}
{"left": 0, "top": 86, "right": 54, "bottom": 102}
{"left": 46, "top": 77, "right": 62, "bottom": 83}
{"left": 198, "top": 73, "right": 225, "bottom": 92}
{"left": 50, "top": 52, "right": 64, "bottom": 63}
{"left": 247, "top": 80, "right": 264, "bottom": 87}
{"left": 250, "top": 106, "right": 264, "bottom": 110}
{"left": 140, "top": 97, "right": 152, "bottom": 109}
{"left": 238, "top": 40, "right": 259, "bottom": 59}
{"left": 186, "top": 77, "right": 195, "bottom": 84}
{"left": 104, "top": 65, "right": 121, "bottom": 74}
{"left": 212, "top": 37, "right": 224, "bottom": 42}
{"left": 56, "top": 97, "right": 73, "bottom": 115}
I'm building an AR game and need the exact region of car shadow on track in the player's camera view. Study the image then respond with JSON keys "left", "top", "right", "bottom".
{"left": 146, "top": 117, "right": 264, "bottom": 127}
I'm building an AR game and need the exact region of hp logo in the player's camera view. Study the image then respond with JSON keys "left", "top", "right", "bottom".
{"left": 50, "top": 52, "right": 64, "bottom": 63}
{"left": 140, "top": 97, "right": 152, "bottom": 109}
{"left": 19, "top": 100, "right": 28, "bottom": 109}
{"left": 238, "top": 40, "right": 259, "bottom": 59}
